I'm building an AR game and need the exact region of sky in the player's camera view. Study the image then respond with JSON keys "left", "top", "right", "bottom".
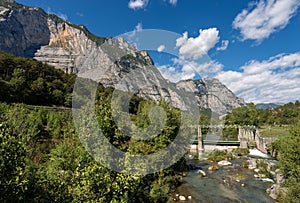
{"left": 16, "top": 0, "right": 300, "bottom": 104}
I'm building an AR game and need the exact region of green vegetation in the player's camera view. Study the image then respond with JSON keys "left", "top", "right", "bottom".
{"left": 206, "top": 148, "right": 248, "bottom": 163}
{"left": 0, "top": 51, "right": 76, "bottom": 106}
{"left": 222, "top": 102, "right": 300, "bottom": 139}
{"left": 231, "top": 148, "right": 249, "bottom": 157}
{"left": 269, "top": 121, "right": 300, "bottom": 202}
{"left": 207, "top": 150, "right": 233, "bottom": 162}
{"left": 232, "top": 173, "right": 246, "bottom": 180}
{"left": 256, "top": 160, "right": 273, "bottom": 179}
{"left": 259, "top": 125, "right": 290, "bottom": 138}
{"left": 0, "top": 52, "right": 187, "bottom": 202}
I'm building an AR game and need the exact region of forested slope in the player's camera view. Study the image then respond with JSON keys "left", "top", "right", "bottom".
{"left": 0, "top": 52, "right": 187, "bottom": 202}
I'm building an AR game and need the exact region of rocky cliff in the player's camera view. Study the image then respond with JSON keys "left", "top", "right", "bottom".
{"left": 0, "top": 0, "right": 245, "bottom": 115}
{"left": 177, "top": 78, "right": 245, "bottom": 114}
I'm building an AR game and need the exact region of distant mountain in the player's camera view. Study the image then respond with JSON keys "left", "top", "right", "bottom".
{"left": 256, "top": 103, "right": 282, "bottom": 110}
{"left": 0, "top": 0, "right": 245, "bottom": 115}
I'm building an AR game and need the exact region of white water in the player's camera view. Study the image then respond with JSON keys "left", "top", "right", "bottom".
{"left": 249, "top": 148, "right": 271, "bottom": 159}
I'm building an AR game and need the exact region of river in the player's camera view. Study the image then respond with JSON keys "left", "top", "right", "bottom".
{"left": 174, "top": 154, "right": 275, "bottom": 202}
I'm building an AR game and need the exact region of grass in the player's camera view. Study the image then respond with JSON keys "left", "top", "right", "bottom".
{"left": 232, "top": 173, "right": 246, "bottom": 180}
{"left": 259, "top": 125, "right": 290, "bottom": 138}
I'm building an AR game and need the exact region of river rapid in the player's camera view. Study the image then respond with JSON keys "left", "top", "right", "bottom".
{"left": 174, "top": 154, "right": 276, "bottom": 202}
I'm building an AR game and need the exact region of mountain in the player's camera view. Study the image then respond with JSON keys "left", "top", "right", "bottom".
{"left": 0, "top": 0, "right": 245, "bottom": 115}
{"left": 256, "top": 103, "right": 281, "bottom": 110}
{"left": 177, "top": 78, "right": 245, "bottom": 115}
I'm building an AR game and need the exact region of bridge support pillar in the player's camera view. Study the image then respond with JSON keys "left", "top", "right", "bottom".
{"left": 238, "top": 127, "right": 256, "bottom": 148}
{"left": 198, "top": 126, "right": 204, "bottom": 158}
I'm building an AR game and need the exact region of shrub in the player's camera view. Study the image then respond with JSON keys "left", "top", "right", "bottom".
{"left": 207, "top": 150, "right": 232, "bottom": 162}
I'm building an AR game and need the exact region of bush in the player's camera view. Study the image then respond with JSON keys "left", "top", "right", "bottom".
{"left": 232, "top": 148, "right": 249, "bottom": 157}
{"left": 207, "top": 150, "right": 233, "bottom": 162}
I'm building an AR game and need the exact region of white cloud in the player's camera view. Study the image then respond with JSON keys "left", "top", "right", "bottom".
{"left": 233, "top": 0, "right": 300, "bottom": 42}
{"left": 46, "top": 7, "right": 68, "bottom": 20}
{"left": 57, "top": 13, "right": 68, "bottom": 20}
{"left": 134, "top": 22, "right": 143, "bottom": 32}
{"left": 158, "top": 65, "right": 195, "bottom": 82}
{"left": 217, "top": 40, "right": 229, "bottom": 51}
{"left": 156, "top": 27, "right": 223, "bottom": 83}
{"left": 127, "top": 22, "right": 143, "bottom": 37}
{"left": 216, "top": 53, "right": 300, "bottom": 103}
{"left": 76, "top": 12, "right": 84, "bottom": 17}
{"left": 157, "top": 44, "right": 165, "bottom": 52}
{"left": 128, "top": 0, "right": 149, "bottom": 9}
{"left": 176, "top": 28, "right": 220, "bottom": 60}
{"left": 158, "top": 60, "right": 223, "bottom": 83}
{"left": 169, "top": 0, "right": 178, "bottom": 6}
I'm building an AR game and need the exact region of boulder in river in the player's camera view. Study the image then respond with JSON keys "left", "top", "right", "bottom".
{"left": 179, "top": 195, "right": 186, "bottom": 201}
{"left": 218, "top": 160, "right": 232, "bottom": 166}
{"left": 208, "top": 165, "right": 219, "bottom": 171}
{"left": 198, "top": 169, "right": 206, "bottom": 177}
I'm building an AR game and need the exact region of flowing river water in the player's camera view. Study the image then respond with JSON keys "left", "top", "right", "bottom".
{"left": 174, "top": 153, "right": 276, "bottom": 202}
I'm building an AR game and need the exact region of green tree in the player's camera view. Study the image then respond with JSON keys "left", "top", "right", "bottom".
{"left": 230, "top": 103, "right": 259, "bottom": 126}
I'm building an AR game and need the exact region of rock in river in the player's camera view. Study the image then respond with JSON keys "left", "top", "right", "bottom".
{"left": 218, "top": 160, "right": 232, "bottom": 166}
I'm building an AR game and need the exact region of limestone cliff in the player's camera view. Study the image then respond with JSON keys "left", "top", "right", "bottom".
{"left": 177, "top": 78, "right": 245, "bottom": 115}
{"left": 0, "top": 0, "right": 245, "bottom": 115}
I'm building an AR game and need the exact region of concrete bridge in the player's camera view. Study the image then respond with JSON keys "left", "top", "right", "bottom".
{"left": 189, "top": 125, "right": 275, "bottom": 156}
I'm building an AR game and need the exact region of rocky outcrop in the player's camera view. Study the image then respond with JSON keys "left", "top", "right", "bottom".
{"left": 177, "top": 78, "right": 246, "bottom": 115}
{"left": 0, "top": 0, "right": 245, "bottom": 114}
{"left": 264, "top": 168, "right": 286, "bottom": 201}
{"left": 0, "top": 3, "right": 50, "bottom": 57}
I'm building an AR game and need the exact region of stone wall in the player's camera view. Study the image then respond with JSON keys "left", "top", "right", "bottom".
{"left": 255, "top": 131, "right": 276, "bottom": 154}
{"left": 238, "top": 128, "right": 256, "bottom": 148}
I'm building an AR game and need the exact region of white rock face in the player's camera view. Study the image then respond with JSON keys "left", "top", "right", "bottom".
{"left": 177, "top": 78, "right": 245, "bottom": 115}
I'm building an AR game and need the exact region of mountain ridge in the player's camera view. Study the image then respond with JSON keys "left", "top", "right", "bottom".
{"left": 0, "top": 0, "right": 246, "bottom": 115}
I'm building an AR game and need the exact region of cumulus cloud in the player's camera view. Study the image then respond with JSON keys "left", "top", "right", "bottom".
{"left": 216, "top": 53, "right": 300, "bottom": 103}
{"left": 217, "top": 40, "right": 229, "bottom": 51}
{"left": 157, "top": 44, "right": 166, "bottom": 52}
{"left": 176, "top": 28, "right": 220, "bottom": 60}
{"left": 156, "top": 27, "right": 222, "bottom": 83}
{"left": 128, "top": 0, "right": 149, "bottom": 9}
{"left": 158, "top": 60, "right": 224, "bottom": 83}
{"left": 233, "top": 0, "right": 300, "bottom": 42}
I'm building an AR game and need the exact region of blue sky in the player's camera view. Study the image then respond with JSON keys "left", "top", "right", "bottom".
{"left": 16, "top": 0, "right": 300, "bottom": 103}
